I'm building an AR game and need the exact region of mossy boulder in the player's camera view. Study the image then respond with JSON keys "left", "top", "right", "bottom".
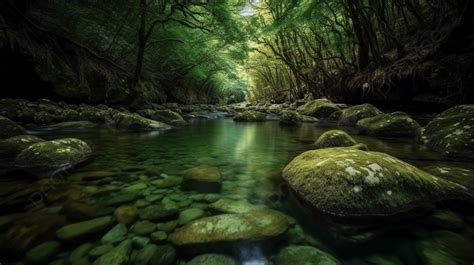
{"left": 0, "top": 115, "right": 26, "bottom": 139}
{"left": 15, "top": 138, "right": 92, "bottom": 176}
{"left": 138, "top": 109, "right": 187, "bottom": 126}
{"left": 314, "top": 130, "right": 358, "bottom": 149}
{"left": 279, "top": 110, "right": 302, "bottom": 126}
{"left": 273, "top": 245, "right": 341, "bottom": 265}
{"left": 0, "top": 135, "right": 44, "bottom": 157}
{"left": 282, "top": 148, "right": 470, "bottom": 218}
{"left": 110, "top": 112, "right": 172, "bottom": 131}
{"left": 422, "top": 105, "right": 474, "bottom": 160}
{"left": 339, "top": 104, "right": 382, "bottom": 126}
{"left": 168, "top": 209, "right": 289, "bottom": 246}
{"left": 357, "top": 112, "right": 421, "bottom": 137}
{"left": 296, "top": 99, "right": 340, "bottom": 118}
{"left": 182, "top": 166, "right": 222, "bottom": 193}
{"left": 233, "top": 111, "right": 266, "bottom": 122}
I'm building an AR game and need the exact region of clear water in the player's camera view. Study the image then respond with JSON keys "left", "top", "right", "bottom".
{"left": 1, "top": 118, "right": 473, "bottom": 264}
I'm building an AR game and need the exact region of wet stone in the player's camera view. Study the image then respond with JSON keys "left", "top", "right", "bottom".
{"left": 150, "top": 231, "right": 168, "bottom": 243}
{"left": 24, "top": 241, "right": 61, "bottom": 264}
{"left": 114, "top": 205, "right": 139, "bottom": 226}
{"left": 178, "top": 208, "right": 205, "bottom": 225}
{"left": 93, "top": 239, "right": 132, "bottom": 265}
{"left": 101, "top": 224, "right": 128, "bottom": 244}
{"left": 69, "top": 242, "right": 94, "bottom": 263}
{"left": 131, "top": 220, "right": 156, "bottom": 236}
{"left": 148, "top": 244, "right": 177, "bottom": 265}
{"left": 89, "top": 244, "right": 114, "bottom": 259}
{"left": 132, "top": 236, "right": 151, "bottom": 249}
{"left": 156, "top": 220, "right": 178, "bottom": 233}
{"left": 139, "top": 203, "right": 179, "bottom": 221}
{"left": 56, "top": 216, "right": 114, "bottom": 241}
{"left": 187, "top": 253, "right": 237, "bottom": 265}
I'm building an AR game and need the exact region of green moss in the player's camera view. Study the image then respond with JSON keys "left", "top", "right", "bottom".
{"left": 357, "top": 112, "right": 421, "bottom": 137}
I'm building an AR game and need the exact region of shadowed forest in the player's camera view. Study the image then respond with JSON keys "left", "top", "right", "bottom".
{"left": 1, "top": 0, "right": 473, "bottom": 106}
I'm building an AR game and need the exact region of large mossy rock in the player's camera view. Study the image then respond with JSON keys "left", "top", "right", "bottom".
{"left": 138, "top": 109, "right": 187, "bottom": 126}
{"left": 273, "top": 245, "right": 341, "bottom": 265}
{"left": 357, "top": 112, "right": 421, "bottom": 137}
{"left": 422, "top": 105, "right": 474, "bottom": 160}
{"left": 182, "top": 166, "right": 222, "bottom": 193}
{"left": 0, "top": 115, "right": 26, "bottom": 139}
{"left": 110, "top": 112, "right": 172, "bottom": 131}
{"left": 0, "top": 135, "right": 44, "bottom": 157}
{"left": 296, "top": 99, "right": 340, "bottom": 118}
{"left": 338, "top": 104, "right": 382, "bottom": 126}
{"left": 15, "top": 138, "right": 92, "bottom": 176}
{"left": 279, "top": 110, "right": 302, "bottom": 126}
{"left": 168, "top": 209, "right": 289, "bottom": 246}
{"left": 233, "top": 111, "right": 266, "bottom": 122}
{"left": 282, "top": 148, "right": 470, "bottom": 218}
{"left": 314, "top": 130, "right": 357, "bottom": 149}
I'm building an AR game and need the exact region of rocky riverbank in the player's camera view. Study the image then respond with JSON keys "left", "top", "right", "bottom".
{"left": 0, "top": 98, "right": 473, "bottom": 265}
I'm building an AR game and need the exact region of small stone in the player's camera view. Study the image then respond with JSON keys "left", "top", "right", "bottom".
{"left": 133, "top": 244, "right": 158, "bottom": 265}
{"left": 124, "top": 183, "right": 148, "bottom": 192}
{"left": 422, "top": 210, "right": 465, "bottom": 230}
{"left": 210, "top": 198, "right": 266, "bottom": 214}
{"left": 89, "top": 244, "right": 114, "bottom": 258}
{"left": 56, "top": 216, "right": 114, "bottom": 241}
{"left": 132, "top": 236, "right": 151, "bottom": 249}
{"left": 151, "top": 177, "right": 183, "bottom": 189}
{"left": 139, "top": 203, "right": 179, "bottom": 221}
{"left": 131, "top": 220, "right": 156, "bottom": 236}
{"left": 93, "top": 239, "right": 132, "bottom": 265}
{"left": 182, "top": 166, "right": 222, "bottom": 193}
{"left": 69, "top": 242, "right": 93, "bottom": 262}
{"left": 273, "top": 245, "right": 341, "bottom": 265}
{"left": 145, "top": 194, "right": 164, "bottom": 203}
{"left": 156, "top": 220, "right": 178, "bottom": 233}
{"left": 178, "top": 208, "right": 204, "bottom": 225}
{"left": 187, "top": 254, "right": 237, "bottom": 265}
{"left": 25, "top": 241, "right": 61, "bottom": 264}
{"left": 150, "top": 231, "right": 168, "bottom": 243}
{"left": 101, "top": 224, "right": 128, "bottom": 244}
{"left": 114, "top": 205, "right": 139, "bottom": 226}
{"left": 148, "top": 244, "right": 177, "bottom": 265}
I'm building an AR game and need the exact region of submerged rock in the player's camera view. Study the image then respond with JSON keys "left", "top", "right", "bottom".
{"left": 209, "top": 198, "right": 266, "bottom": 214}
{"left": 56, "top": 216, "right": 114, "bottom": 241}
{"left": 0, "top": 115, "right": 26, "bottom": 139}
{"left": 182, "top": 166, "right": 222, "bottom": 193}
{"left": 296, "top": 99, "right": 340, "bottom": 118}
{"left": 0, "top": 135, "right": 44, "bottom": 156}
{"left": 187, "top": 254, "right": 237, "bottom": 265}
{"left": 139, "top": 203, "right": 179, "bottom": 221}
{"left": 314, "top": 130, "right": 358, "bottom": 149}
{"left": 43, "top": 121, "right": 97, "bottom": 130}
{"left": 338, "top": 104, "right": 382, "bottom": 126}
{"left": 279, "top": 110, "right": 302, "bottom": 126}
{"left": 178, "top": 208, "right": 205, "bottom": 225}
{"left": 138, "top": 109, "right": 187, "bottom": 126}
{"left": 101, "top": 224, "right": 128, "bottom": 244}
{"left": 168, "top": 209, "right": 289, "bottom": 246}
{"left": 357, "top": 112, "right": 421, "bottom": 137}
{"left": 148, "top": 244, "right": 177, "bottom": 265}
{"left": 93, "top": 239, "right": 132, "bottom": 265}
{"left": 15, "top": 138, "right": 92, "bottom": 176}
{"left": 233, "top": 111, "right": 266, "bottom": 122}
{"left": 415, "top": 230, "right": 474, "bottom": 265}
{"left": 422, "top": 105, "right": 474, "bottom": 160}
{"left": 110, "top": 112, "right": 172, "bottom": 131}
{"left": 282, "top": 147, "right": 470, "bottom": 218}
{"left": 114, "top": 205, "right": 139, "bottom": 226}
{"left": 273, "top": 245, "right": 341, "bottom": 265}
{"left": 24, "top": 241, "right": 61, "bottom": 264}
